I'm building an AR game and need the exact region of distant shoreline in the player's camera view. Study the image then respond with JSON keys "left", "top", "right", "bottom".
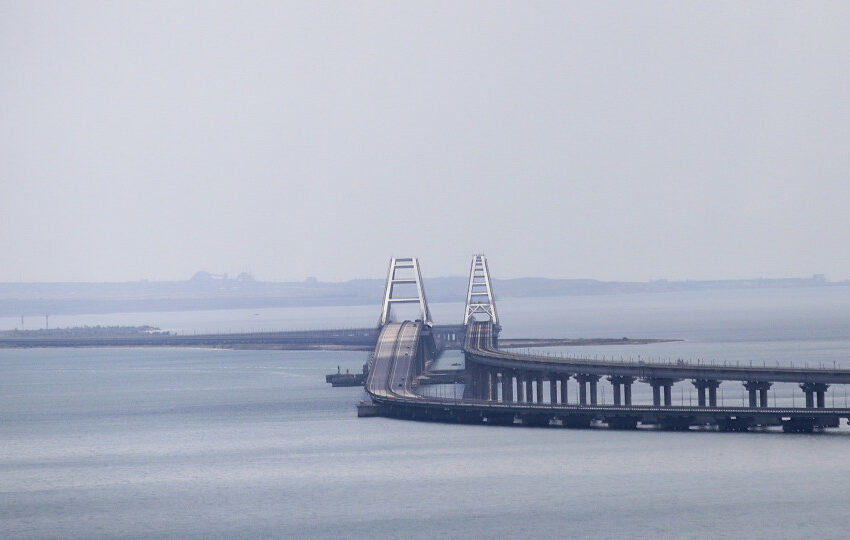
{"left": 0, "top": 326, "right": 679, "bottom": 350}
{"left": 0, "top": 273, "right": 840, "bottom": 317}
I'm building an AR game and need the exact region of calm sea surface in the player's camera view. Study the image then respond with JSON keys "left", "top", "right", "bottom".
{"left": 4, "top": 286, "right": 850, "bottom": 538}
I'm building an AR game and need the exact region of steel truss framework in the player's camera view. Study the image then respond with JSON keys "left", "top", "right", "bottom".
{"left": 379, "top": 257, "right": 432, "bottom": 327}
{"left": 464, "top": 254, "right": 499, "bottom": 326}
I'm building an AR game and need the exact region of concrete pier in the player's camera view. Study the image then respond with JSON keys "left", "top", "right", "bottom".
{"left": 692, "top": 379, "right": 722, "bottom": 407}
{"left": 742, "top": 381, "right": 772, "bottom": 407}
{"left": 575, "top": 374, "right": 600, "bottom": 405}
{"left": 503, "top": 371, "right": 514, "bottom": 402}
{"left": 801, "top": 382, "right": 829, "bottom": 408}
{"left": 549, "top": 375, "right": 558, "bottom": 404}
{"left": 647, "top": 378, "right": 676, "bottom": 406}
{"left": 608, "top": 376, "right": 635, "bottom": 406}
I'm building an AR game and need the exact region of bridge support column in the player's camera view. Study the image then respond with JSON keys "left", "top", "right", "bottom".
{"left": 708, "top": 382, "right": 718, "bottom": 407}
{"left": 692, "top": 379, "right": 721, "bottom": 407}
{"left": 549, "top": 375, "right": 558, "bottom": 404}
{"left": 464, "top": 363, "right": 476, "bottom": 399}
{"left": 575, "top": 374, "right": 600, "bottom": 406}
{"left": 476, "top": 365, "right": 487, "bottom": 400}
{"left": 489, "top": 370, "right": 499, "bottom": 401}
{"left": 516, "top": 373, "right": 526, "bottom": 403}
{"left": 608, "top": 376, "right": 635, "bottom": 407}
{"left": 536, "top": 375, "right": 544, "bottom": 403}
{"left": 503, "top": 371, "right": 514, "bottom": 402}
{"left": 800, "top": 383, "right": 829, "bottom": 408}
{"left": 744, "top": 382, "right": 772, "bottom": 408}
{"left": 559, "top": 375, "right": 570, "bottom": 404}
{"left": 477, "top": 364, "right": 485, "bottom": 400}
{"left": 646, "top": 378, "right": 677, "bottom": 407}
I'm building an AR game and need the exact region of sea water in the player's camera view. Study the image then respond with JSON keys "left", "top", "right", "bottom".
{"left": 3, "top": 286, "right": 850, "bottom": 538}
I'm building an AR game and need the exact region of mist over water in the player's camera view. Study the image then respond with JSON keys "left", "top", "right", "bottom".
{"left": 4, "top": 287, "right": 850, "bottom": 538}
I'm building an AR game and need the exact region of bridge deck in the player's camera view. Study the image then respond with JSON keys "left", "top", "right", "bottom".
{"left": 364, "top": 320, "right": 850, "bottom": 430}
{"left": 465, "top": 322, "right": 850, "bottom": 384}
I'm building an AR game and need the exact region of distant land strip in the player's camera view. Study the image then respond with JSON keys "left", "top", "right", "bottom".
{"left": 0, "top": 272, "right": 838, "bottom": 317}
{"left": 0, "top": 326, "right": 678, "bottom": 350}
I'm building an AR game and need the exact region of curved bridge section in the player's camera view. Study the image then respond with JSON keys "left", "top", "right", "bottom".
{"left": 463, "top": 321, "right": 850, "bottom": 430}
{"left": 360, "top": 255, "right": 850, "bottom": 432}
{"left": 366, "top": 322, "right": 425, "bottom": 400}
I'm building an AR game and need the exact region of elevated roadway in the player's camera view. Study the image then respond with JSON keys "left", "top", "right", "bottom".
{"left": 363, "top": 320, "right": 850, "bottom": 431}
{"left": 361, "top": 255, "right": 850, "bottom": 432}
{"left": 464, "top": 322, "right": 850, "bottom": 385}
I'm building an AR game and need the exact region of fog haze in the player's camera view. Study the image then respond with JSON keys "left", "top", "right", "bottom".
{"left": 2, "top": 2, "right": 849, "bottom": 282}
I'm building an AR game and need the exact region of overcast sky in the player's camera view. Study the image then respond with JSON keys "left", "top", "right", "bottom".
{"left": 1, "top": 1, "right": 848, "bottom": 283}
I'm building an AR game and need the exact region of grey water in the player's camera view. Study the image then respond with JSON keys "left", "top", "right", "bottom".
{"left": 4, "top": 286, "right": 850, "bottom": 538}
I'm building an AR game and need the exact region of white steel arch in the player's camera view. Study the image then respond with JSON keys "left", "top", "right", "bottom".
{"left": 463, "top": 254, "right": 499, "bottom": 327}
{"left": 379, "top": 257, "right": 433, "bottom": 327}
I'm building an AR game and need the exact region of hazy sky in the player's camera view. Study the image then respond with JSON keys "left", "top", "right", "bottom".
{"left": 2, "top": 2, "right": 849, "bottom": 283}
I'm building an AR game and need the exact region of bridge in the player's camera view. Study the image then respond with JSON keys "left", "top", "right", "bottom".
{"left": 362, "top": 255, "right": 850, "bottom": 432}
